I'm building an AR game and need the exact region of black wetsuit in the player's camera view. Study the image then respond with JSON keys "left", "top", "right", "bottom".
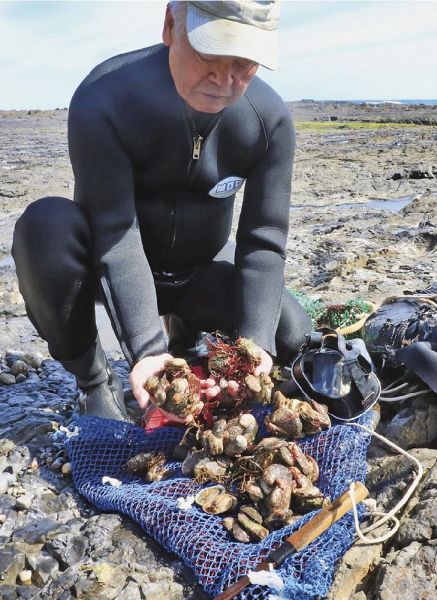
{"left": 13, "top": 44, "right": 311, "bottom": 365}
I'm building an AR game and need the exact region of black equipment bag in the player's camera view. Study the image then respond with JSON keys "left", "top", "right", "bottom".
{"left": 292, "top": 329, "right": 381, "bottom": 421}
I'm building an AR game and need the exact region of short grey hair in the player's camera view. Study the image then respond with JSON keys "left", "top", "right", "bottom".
{"left": 168, "top": 1, "right": 187, "bottom": 39}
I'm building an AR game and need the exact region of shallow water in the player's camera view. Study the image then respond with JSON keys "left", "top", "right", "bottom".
{"left": 339, "top": 197, "right": 412, "bottom": 211}
{"left": 290, "top": 196, "right": 412, "bottom": 212}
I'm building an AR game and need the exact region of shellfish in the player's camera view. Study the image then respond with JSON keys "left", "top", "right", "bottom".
{"left": 145, "top": 358, "right": 203, "bottom": 418}
{"left": 194, "top": 485, "right": 237, "bottom": 514}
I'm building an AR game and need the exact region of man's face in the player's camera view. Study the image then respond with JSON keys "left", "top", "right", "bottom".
{"left": 163, "top": 9, "right": 259, "bottom": 113}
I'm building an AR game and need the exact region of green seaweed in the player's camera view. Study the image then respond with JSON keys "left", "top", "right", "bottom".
{"left": 289, "top": 289, "right": 372, "bottom": 330}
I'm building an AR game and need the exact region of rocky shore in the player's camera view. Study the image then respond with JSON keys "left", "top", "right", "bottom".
{"left": 0, "top": 101, "right": 436, "bottom": 598}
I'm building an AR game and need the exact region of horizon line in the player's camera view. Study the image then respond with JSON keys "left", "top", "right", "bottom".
{"left": 2, "top": 98, "right": 437, "bottom": 112}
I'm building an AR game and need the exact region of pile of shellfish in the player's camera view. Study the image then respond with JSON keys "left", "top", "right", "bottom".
{"left": 144, "top": 357, "right": 203, "bottom": 419}
{"left": 144, "top": 336, "right": 275, "bottom": 421}
{"left": 229, "top": 437, "right": 330, "bottom": 542}
{"left": 181, "top": 427, "right": 330, "bottom": 542}
{"left": 265, "top": 391, "right": 331, "bottom": 438}
{"left": 139, "top": 335, "right": 332, "bottom": 543}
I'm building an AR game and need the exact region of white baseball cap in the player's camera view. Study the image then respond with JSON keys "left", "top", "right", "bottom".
{"left": 186, "top": 1, "right": 280, "bottom": 70}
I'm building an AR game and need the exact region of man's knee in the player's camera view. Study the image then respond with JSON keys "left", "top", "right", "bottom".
{"left": 13, "top": 196, "right": 89, "bottom": 258}
{"left": 15, "top": 196, "right": 76, "bottom": 236}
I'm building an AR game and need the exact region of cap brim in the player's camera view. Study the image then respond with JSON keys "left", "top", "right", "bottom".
{"left": 186, "top": 3, "right": 278, "bottom": 70}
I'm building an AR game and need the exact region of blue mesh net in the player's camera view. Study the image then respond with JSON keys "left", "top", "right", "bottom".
{"left": 66, "top": 409, "right": 373, "bottom": 599}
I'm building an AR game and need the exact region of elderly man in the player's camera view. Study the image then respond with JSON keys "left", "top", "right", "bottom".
{"left": 12, "top": 0, "right": 311, "bottom": 422}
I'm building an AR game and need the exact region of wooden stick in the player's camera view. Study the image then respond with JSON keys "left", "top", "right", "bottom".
{"left": 214, "top": 481, "right": 368, "bottom": 600}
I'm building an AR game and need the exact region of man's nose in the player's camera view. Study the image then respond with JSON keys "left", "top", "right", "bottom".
{"left": 208, "top": 60, "right": 234, "bottom": 87}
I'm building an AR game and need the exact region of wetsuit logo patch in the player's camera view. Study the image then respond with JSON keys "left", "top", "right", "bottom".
{"left": 209, "top": 176, "right": 246, "bottom": 198}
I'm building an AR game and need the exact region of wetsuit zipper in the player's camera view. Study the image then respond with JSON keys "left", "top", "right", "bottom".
{"left": 186, "top": 112, "right": 222, "bottom": 184}
{"left": 192, "top": 135, "right": 203, "bottom": 160}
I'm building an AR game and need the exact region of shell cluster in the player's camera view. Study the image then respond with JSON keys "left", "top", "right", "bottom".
{"left": 145, "top": 358, "right": 203, "bottom": 419}
{"left": 230, "top": 437, "right": 330, "bottom": 541}
{"left": 265, "top": 391, "right": 331, "bottom": 438}
{"left": 177, "top": 408, "right": 330, "bottom": 542}
{"left": 124, "top": 451, "right": 173, "bottom": 482}
{"left": 180, "top": 413, "right": 259, "bottom": 484}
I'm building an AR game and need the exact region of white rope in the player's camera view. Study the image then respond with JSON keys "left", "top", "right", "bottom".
{"left": 380, "top": 382, "right": 409, "bottom": 394}
{"left": 379, "top": 389, "right": 433, "bottom": 402}
{"left": 346, "top": 422, "right": 424, "bottom": 544}
{"left": 381, "top": 377, "right": 408, "bottom": 392}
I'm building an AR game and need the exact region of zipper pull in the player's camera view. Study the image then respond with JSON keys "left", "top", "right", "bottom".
{"left": 192, "top": 135, "right": 203, "bottom": 160}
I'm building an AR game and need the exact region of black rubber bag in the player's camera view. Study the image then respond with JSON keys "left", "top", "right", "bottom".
{"left": 292, "top": 329, "right": 381, "bottom": 421}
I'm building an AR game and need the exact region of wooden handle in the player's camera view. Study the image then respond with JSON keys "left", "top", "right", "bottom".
{"left": 287, "top": 481, "right": 368, "bottom": 551}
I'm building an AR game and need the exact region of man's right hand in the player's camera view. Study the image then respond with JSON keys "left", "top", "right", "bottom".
{"left": 129, "top": 353, "right": 173, "bottom": 410}
{"left": 129, "top": 353, "right": 195, "bottom": 424}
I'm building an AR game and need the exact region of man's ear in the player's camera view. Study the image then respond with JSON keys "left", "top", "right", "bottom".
{"left": 162, "top": 6, "right": 175, "bottom": 47}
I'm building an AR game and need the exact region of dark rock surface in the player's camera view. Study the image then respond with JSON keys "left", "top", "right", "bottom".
{"left": 0, "top": 359, "right": 204, "bottom": 598}
{"left": 0, "top": 103, "right": 436, "bottom": 598}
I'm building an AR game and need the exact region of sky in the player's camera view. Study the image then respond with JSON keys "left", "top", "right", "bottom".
{"left": 0, "top": 0, "right": 436, "bottom": 110}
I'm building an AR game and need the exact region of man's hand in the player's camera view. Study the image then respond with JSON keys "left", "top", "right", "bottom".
{"left": 129, "top": 353, "right": 195, "bottom": 424}
{"left": 253, "top": 346, "right": 273, "bottom": 377}
{"left": 130, "top": 353, "right": 172, "bottom": 409}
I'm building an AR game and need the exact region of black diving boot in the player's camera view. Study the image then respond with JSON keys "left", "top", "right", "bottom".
{"left": 60, "top": 337, "right": 131, "bottom": 421}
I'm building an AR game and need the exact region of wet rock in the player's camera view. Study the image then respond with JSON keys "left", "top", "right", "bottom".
{"left": 382, "top": 400, "right": 437, "bottom": 450}
{"left": 4, "top": 350, "right": 25, "bottom": 365}
{"left": 366, "top": 448, "right": 437, "bottom": 512}
{"left": 27, "top": 553, "right": 59, "bottom": 586}
{"left": 48, "top": 533, "right": 89, "bottom": 568}
{"left": 0, "top": 544, "right": 25, "bottom": 585}
{"left": 0, "top": 472, "right": 16, "bottom": 494}
{"left": 12, "top": 518, "right": 68, "bottom": 553}
{"left": 22, "top": 351, "right": 44, "bottom": 369}
{"left": 15, "top": 585, "right": 41, "bottom": 599}
{"left": 397, "top": 496, "right": 437, "bottom": 545}
{"left": 0, "top": 409, "right": 62, "bottom": 446}
{"left": 7, "top": 445, "right": 31, "bottom": 475}
{"left": 0, "top": 495, "right": 16, "bottom": 520}
{"left": 396, "top": 458, "right": 437, "bottom": 547}
{"left": 15, "top": 494, "right": 33, "bottom": 511}
{"left": 77, "top": 561, "right": 127, "bottom": 599}
{"left": 0, "top": 439, "right": 15, "bottom": 456}
{"left": 0, "top": 372, "right": 16, "bottom": 385}
{"left": 71, "top": 575, "right": 94, "bottom": 597}
{"left": 375, "top": 542, "right": 437, "bottom": 600}
{"left": 29, "top": 489, "right": 72, "bottom": 517}
{"left": 140, "top": 579, "right": 185, "bottom": 600}
{"left": 10, "top": 360, "right": 29, "bottom": 377}
{"left": 82, "top": 514, "right": 123, "bottom": 559}
{"left": 327, "top": 539, "right": 384, "bottom": 600}
{"left": 0, "top": 585, "right": 17, "bottom": 600}
{"left": 118, "top": 581, "right": 142, "bottom": 600}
